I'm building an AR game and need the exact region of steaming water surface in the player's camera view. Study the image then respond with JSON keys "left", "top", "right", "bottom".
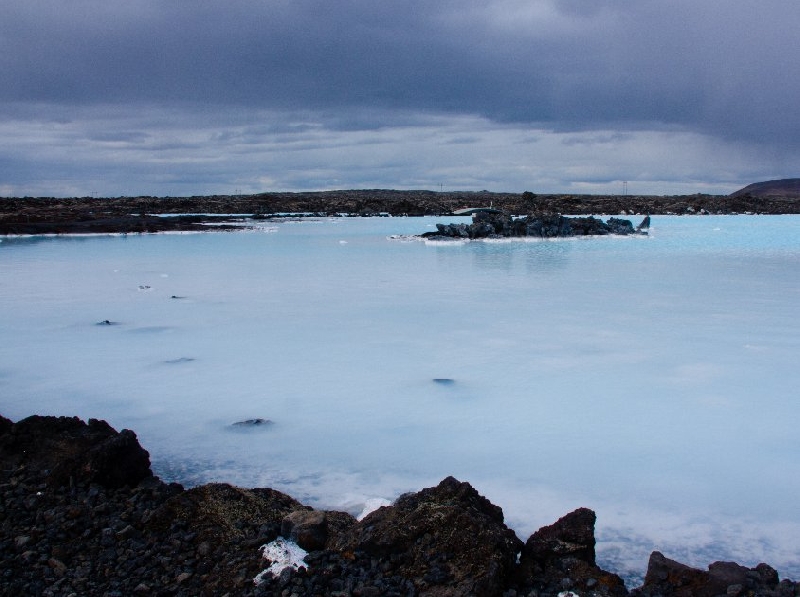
{"left": 2, "top": 215, "right": 799, "bottom": 583}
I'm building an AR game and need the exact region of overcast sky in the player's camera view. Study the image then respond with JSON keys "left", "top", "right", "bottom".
{"left": 1, "top": 0, "right": 798, "bottom": 197}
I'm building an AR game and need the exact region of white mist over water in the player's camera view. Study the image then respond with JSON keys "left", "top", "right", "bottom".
{"left": 2, "top": 215, "right": 799, "bottom": 583}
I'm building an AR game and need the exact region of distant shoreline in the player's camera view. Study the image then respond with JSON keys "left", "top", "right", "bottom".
{"left": 2, "top": 190, "right": 800, "bottom": 235}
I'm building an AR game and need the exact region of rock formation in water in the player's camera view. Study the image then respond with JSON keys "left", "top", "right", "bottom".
{"left": 421, "top": 211, "right": 650, "bottom": 240}
{"left": 1, "top": 414, "right": 797, "bottom": 596}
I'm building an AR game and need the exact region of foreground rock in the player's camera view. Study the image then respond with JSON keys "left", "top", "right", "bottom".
{"left": 1, "top": 414, "right": 797, "bottom": 596}
{"left": 631, "top": 552, "right": 797, "bottom": 597}
{"left": 0, "top": 415, "right": 152, "bottom": 489}
{"left": 333, "top": 475, "right": 523, "bottom": 596}
{"left": 516, "top": 508, "right": 627, "bottom": 596}
{"left": 421, "top": 212, "right": 650, "bottom": 240}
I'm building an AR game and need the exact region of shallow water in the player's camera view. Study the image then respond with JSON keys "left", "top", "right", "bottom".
{"left": 2, "top": 215, "right": 799, "bottom": 583}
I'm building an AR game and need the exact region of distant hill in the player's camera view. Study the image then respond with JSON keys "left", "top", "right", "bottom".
{"left": 730, "top": 178, "right": 800, "bottom": 197}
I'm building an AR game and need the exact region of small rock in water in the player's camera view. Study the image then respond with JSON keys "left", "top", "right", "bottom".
{"left": 433, "top": 378, "right": 455, "bottom": 385}
{"left": 231, "top": 418, "right": 273, "bottom": 428}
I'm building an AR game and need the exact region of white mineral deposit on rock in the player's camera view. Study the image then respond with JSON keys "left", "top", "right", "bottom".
{"left": 253, "top": 538, "right": 308, "bottom": 585}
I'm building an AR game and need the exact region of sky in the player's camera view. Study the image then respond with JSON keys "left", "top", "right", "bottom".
{"left": 1, "top": 0, "right": 799, "bottom": 198}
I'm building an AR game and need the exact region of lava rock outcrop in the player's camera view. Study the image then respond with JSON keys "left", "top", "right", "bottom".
{"left": 422, "top": 212, "right": 650, "bottom": 240}
{"left": 1, "top": 414, "right": 797, "bottom": 596}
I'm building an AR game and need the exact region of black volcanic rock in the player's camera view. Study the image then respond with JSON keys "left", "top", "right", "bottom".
{"left": 0, "top": 415, "right": 152, "bottom": 488}
{"left": 1, "top": 413, "right": 798, "bottom": 596}
{"left": 631, "top": 551, "right": 792, "bottom": 597}
{"left": 334, "top": 475, "right": 524, "bottom": 596}
{"left": 523, "top": 507, "right": 598, "bottom": 565}
{"left": 516, "top": 507, "right": 628, "bottom": 596}
{"left": 423, "top": 212, "right": 649, "bottom": 240}
{"left": 280, "top": 509, "right": 357, "bottom": 551}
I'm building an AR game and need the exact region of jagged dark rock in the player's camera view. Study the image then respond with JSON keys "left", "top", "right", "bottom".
{"left": 422, "top": 211, "right": 650, "bottom": 240}
{"left": 523, "top": 507, "right": 598, "bottom": 566}
{"left": 333, "top": 475, "right": 523, "bottom": 596}
{"left": 515, "top": 507, "right": 627, "bottom": 596}
{"left": 631, "top": 551, "right": 794, "bottom": 597}
{"left": 0, "top": 415, "right": 152, "bottom": 488}
{"left": 1, "top": 413, "right": 798, "bottom": 596}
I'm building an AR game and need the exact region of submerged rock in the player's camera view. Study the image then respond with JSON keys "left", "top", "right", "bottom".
{"left": 164, "top": 356, "right": 195, "bottom": 364}
{"left": 231, "top": 418, "right": 273, "bottom": 427}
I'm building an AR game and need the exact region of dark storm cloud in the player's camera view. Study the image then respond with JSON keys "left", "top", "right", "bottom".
{"left": 1, "top": 1, "right": 798, "bottom": 196}
{"left": 3, "top": 0, "right": 798, "bottom": 145}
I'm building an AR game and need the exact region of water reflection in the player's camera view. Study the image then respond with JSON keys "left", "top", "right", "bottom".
{"left": 431, "top": 236, "right": 574, "bottom": 275}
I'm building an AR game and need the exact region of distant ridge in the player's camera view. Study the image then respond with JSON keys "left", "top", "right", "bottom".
{"left": 730, "top": 178, "right": 800, "bottom": 198}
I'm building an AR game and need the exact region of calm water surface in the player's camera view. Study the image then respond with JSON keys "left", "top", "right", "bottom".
{"left": 2, "top": 215, "right": 799, "bottom": 583}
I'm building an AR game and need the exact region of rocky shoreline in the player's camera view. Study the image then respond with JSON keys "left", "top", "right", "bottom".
{"left": 2, "top": 190, "right": 799, "bottom": 235}
{"left": 2, "top": 414, "right": 797, "bottom": 597}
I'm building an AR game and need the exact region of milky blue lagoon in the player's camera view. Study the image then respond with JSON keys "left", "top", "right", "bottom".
{"left": 2, "top": 215, "right": 799, "bottom": 583}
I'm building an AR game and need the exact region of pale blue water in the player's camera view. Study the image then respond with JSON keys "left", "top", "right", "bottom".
{"left": 1, "top": 215, "right": 799, "bottom": 583}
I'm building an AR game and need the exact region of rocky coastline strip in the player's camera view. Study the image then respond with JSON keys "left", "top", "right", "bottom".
{"left": 2, "top": 189, "right": 799, "bottom": 235}
{"left": 2, "top": 414, "right": 798, "bottom": 597}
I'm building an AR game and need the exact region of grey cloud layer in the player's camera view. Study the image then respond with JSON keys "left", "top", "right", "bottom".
{"left": 1, "top": 1, "right": 798, "bottom": 196}
{"left": 3, "top": 1, "right": 798, "bottom": 144}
